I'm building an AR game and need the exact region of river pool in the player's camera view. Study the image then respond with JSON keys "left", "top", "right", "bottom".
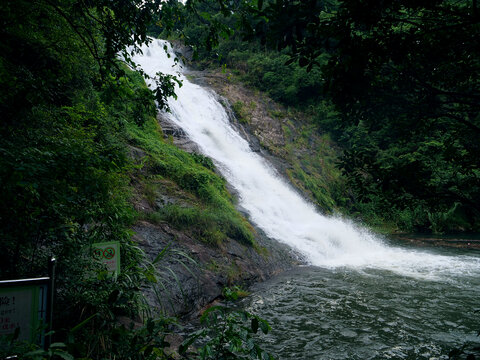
{"left": 243, "top": 242, "right": 480, "bottom": 360}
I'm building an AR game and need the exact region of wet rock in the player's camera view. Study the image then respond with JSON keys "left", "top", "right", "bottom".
{"left": 184, "top": 71, "right": 296, "bottom": 181}
{"left": 187, "top": 71, "right": 286, "bottom": 152}
{"left": 157, "top": 113, "right": 201, "bottom": 153}
{"left": 134, "top": 220, "right": 300, "bottom": 319}
{"left": 128, "top": 145, "right": 147, "bottom": 161}
{"left": 172, "top": 42, "right": 194, "bottom": 62}
{"left": 155, "top": 194, "right": 177, "bottom": 208}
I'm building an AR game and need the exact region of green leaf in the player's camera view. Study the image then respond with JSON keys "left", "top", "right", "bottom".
{"left": 284, "top": 57, "right": 296, "bottom": 66}
{"left": 53, "top": 350, "right": 75, "bottom": 360}
{"left": 24, "top": 349, "right": 46, "bottom": 357}
{"left": 200, "top": 305, "right": 224, "bottom": 323}
{"left": 152, "top": 242, "right": 171, "bottom": 264}
{"left": 143, "top": 344, "right": 154, "bottom": 356}
{"left": 50, "top": 342, "right": 67, "bottom": 348}
{"left": 179, "top": 331, "right": 203, "bottom": 354}
{"left": 259, "top": 319, "right": 270, "bottom": 334}
{"left": 251, "top": 317, "right": 259, "bottom": 333}
{"left": 70, "top": 313, "right": 98, "bottom": 333}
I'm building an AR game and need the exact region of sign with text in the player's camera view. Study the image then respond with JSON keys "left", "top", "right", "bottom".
{"left": 0, "top": 278, "right": 49, "bottom": 343}
{"left": 92, "top": 241, "right": 121, "bottom": 275}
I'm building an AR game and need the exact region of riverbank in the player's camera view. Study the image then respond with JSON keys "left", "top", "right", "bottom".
{"left": 391, "top": 234, "right": 480, "bottom": 250}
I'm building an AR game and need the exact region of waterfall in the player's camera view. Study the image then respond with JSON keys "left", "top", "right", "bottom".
{"left": 131, "top": 39, "right": 480, "bottom": 279}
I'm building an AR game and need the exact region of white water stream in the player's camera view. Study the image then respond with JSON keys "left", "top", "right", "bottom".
{"left": 132, "top": 39, "right": 480, "bottom": 280}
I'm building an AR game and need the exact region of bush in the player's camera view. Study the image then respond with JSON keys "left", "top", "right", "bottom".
{"left": 147, "top": 204, "right": 254, "bottom": 246}
{"left": 180, "top": 287, "right": 275, "bottom": 360}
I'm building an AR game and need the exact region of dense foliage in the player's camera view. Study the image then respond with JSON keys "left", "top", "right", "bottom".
{"left": 0, "top": 0, "right": 169, "bottom": 357}
{"left": 0, "top": 0, "right": 264, "bottom": 358}
{"left": 168, "top": 287, "right": 274, "bottom": 360}
{"left": 315, "top": 0, "right": 480, "bottom": 233}
{"left": 0, "top": 0, "right": 166, "bottom": 278}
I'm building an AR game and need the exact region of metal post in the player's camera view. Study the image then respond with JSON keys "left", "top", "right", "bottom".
{"left": 45, "top": 257, "right": 56, "bottom": 350}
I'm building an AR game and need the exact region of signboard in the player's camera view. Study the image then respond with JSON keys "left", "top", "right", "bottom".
{"left": 92, "top": 241, "right": 121, "bottom": 275}
{"left": 0, "top": 278, "right": 49, "bottom": 343}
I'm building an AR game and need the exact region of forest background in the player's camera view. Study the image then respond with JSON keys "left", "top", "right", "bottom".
{"left": 0, "top": 0, "right": 479, "bottom": 358}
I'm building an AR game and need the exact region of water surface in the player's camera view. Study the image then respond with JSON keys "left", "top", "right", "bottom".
{"left": 244, "top": 244, "right": 480, "bottom": 360}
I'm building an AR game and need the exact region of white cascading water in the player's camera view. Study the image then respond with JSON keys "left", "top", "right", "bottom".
{"left": 132, "top": 39, "right": 480, "bottom": 279}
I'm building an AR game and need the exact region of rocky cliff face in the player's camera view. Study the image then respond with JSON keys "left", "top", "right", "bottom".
{"left": 131, "top": 110, "right": 301, "bottom": 319}
{"left": 134, "top": 220, "right": 299, "bottom": 318}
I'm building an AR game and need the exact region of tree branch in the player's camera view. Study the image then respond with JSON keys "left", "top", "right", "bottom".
{"left": 442, "top": 112, "right": 480, "bottom": 134}
{"left": 43, "top": 0, "right": 104, "bottom": 78}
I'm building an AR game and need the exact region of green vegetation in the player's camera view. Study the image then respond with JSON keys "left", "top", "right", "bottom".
{"left": 0, "top": 0, "right": 262, "bottom": 358}
{"left": 179, "top": 287, "right": 274, "bottom": 360}
{"left": 232, "top": 101, "right": 253, "bottom": 124}
{"left": 123, "top": 78, "right": 255, "bottom": 245}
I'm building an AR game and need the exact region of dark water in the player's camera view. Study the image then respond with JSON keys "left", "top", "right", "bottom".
{"left": 243, "top": 245, "right": 480, "bottom": 360}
